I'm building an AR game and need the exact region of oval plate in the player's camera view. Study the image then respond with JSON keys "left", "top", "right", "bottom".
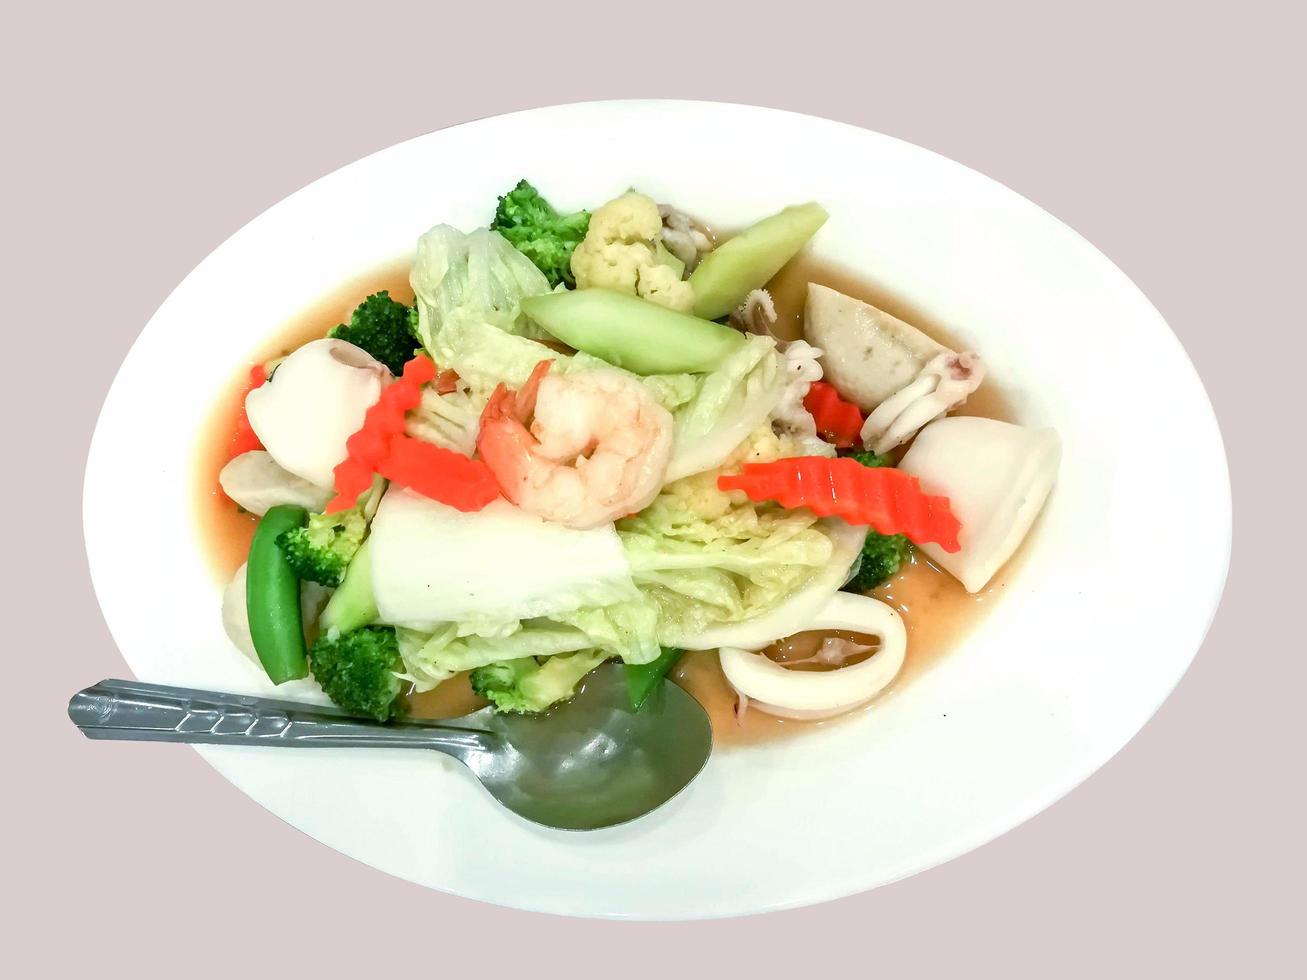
{"left": 83, "top": 100, "right": 1230, "bottom": 918}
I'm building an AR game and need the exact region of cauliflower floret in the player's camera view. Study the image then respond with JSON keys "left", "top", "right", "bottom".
{"left": 635, "top": 263, "right": 691, "bottom": 309}
{"left": 570, "top": 191, "right": 695, "bottom": 313}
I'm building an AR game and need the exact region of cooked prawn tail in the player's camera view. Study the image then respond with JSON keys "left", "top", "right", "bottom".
{"left": 480, "top": 382, "right": 514, "bottom": 426}
{"left": 514, "top": 360, "right": 553, "bottom": 420}
{"left": 476, "top": 389, "right": 536, "bottom": 507}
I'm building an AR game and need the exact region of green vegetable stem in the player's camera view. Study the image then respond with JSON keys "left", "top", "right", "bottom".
{"left": 689, "top": 202, "right": 828, "bottom": 320}
{"left": 522, "top": 289, "right": 746, "bottom": 375}
{"left": 318, "top": 538, "right": 379, "bottom": 635}
{"left": 470, "top": 651, "right": 608, "bottom": 714}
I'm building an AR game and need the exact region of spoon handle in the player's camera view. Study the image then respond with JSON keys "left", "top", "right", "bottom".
{"left": 68, "top": 679, "right": 494, "bottom": 757}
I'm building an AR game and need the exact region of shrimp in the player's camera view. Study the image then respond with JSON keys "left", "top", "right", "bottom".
{"left": 477, "top": 360, "right": 673, "bottom": 529}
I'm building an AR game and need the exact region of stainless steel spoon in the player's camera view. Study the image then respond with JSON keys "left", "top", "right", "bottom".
{"left": 68, "top": 665, "right": 713, "bottom": 831}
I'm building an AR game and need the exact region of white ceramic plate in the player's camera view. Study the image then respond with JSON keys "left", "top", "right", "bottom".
{"left": 83, "top": 101, "right": 1230, "bottom": 919}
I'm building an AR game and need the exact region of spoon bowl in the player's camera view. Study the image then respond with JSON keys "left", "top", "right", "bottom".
{"left": 69, "top": 667, "right": 712, "bottom": 831}
{"left": 457, "top": 665, "right": 714, "bottom": 830}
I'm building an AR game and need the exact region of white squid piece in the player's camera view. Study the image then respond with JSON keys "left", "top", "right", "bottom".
{"left": 245, "top": 338, "right": 388, "bottom": 489}
{"left": 368, "top": 489, "right": 639, "bottom": 631}
{"left": 860, "top": 351, "right": 985, "bottom": 454}
{"left": 719, "top": 592, "right": 907, "bottom": 720}
{"left": 899, "top": 417, "right": 1061, "bottom": 593}
{"left": 658, "top": 203, "right": 714, "bottom": 272}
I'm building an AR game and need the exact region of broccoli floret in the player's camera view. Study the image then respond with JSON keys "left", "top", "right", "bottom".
{"left": 470, "top": 650, "right": 607, "bottom": 714}
{"left": 309, "top": 626, "right": 403, "bottom": 722}
{"left": 276, "top": 508, "right": 368, "bottom": 587}
{"left": 491, "top": 180, "right": 591, "bottom": 288}
{"left": 329, "top": 291, "right": 418, "bottom": 374}
{"left": 842, "top": 449, "right": 912, "bottom": 592}
{"left": 847, "top": 449, "right": 894, "bottom": 468}
{"left": 845, "top": 531, "right": 912, "bottom": 592}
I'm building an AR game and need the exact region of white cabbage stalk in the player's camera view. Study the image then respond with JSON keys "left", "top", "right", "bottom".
{"left": 670, "top": 518, "right": 867, "bottom": 650}
{"left": 664, "top": 335, "right": 789, "bottom": 481}
{"left": 368, "top": 489, "right": 640, "bottom": 631}
{"left": 405, "top": 382, "right": 483, "bottom": 457}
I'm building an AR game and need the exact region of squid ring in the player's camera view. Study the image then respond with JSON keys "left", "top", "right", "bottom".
{"left": 719, "top": 592, "right": 907, "bottom": 720}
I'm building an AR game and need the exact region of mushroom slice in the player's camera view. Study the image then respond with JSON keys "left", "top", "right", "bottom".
{"left": 719, "top": 592, "right": 907, "bottom": 720}
{"left": 804, "top": 284, "right": 948, "bottom": 411}
{"left": 218, "top": 450, "right": 334, "bottom": 516}
{"left": 245, "top": 338, "right": 388, "bottom": 488}
{"left": 898, "top": 417, "right": 1061, "bottom": 593}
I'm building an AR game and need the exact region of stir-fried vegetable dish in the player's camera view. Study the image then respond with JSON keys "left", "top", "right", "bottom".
{"left": 216, "top": 181, "right": 1061, "bottom": 725}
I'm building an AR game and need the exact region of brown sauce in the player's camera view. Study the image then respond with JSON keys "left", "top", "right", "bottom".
{"left": 406, "top": 672, "right": 487, "bottom": 719}
{"left": 194, "top": 252, "right": 1022, "bottom": 745}
{"left": 767, "top": 630, "right": 878, "bottom": 669}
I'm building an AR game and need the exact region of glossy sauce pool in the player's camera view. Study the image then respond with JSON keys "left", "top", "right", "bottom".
{"left": 194, "top": 255, "right": 1020, "bottom": 742}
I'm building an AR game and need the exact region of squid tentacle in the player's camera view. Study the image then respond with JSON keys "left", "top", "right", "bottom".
{"left": 860, "top": 352, "right": 985, "bottom": 454}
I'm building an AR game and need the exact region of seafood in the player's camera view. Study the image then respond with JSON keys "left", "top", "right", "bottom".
{"left": 477, "top": 360, "right": 674, "bottom": 529}
{"left": 719, "top": 591, "right": 907, "bottom": 720}
{"left": 898, "top": 416, "right": 1060, "bottom": 593}
{"left": 805, "top": 283, "right": 947, "bottom": 409}
{"left": 244, "top": 338, "right": 389, "bottom": 488}
{"left": 860, "top": 351, "right": 985, "bottom": 453}
{"left": 218, "top": 449, "right": 333, "bottom": 516}
{"left": 658, "top": 202, "right": 714, "bottom": 271}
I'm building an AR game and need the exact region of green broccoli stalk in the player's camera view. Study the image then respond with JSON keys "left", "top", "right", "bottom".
{"left": 318, "top": 538, "right": 377, "bottom": 634}
{"left": 491, "top": 180, "right": 591, "bottom": 287}
{"left": 842, "top": 449, "right": 913, "bottom": 592}
{"left": 308, "top": 625, "right": 404, "bottom": 722}
{"left": 329, "top": 291, "right": 419, "bottom": 374}
{"left": 470, "top": 650, "right": 607, "bottom": 714}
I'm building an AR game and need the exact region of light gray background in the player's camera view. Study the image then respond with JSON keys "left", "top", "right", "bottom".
{"left": 5, "top": 1, "right": 1301, "bottom": 975}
